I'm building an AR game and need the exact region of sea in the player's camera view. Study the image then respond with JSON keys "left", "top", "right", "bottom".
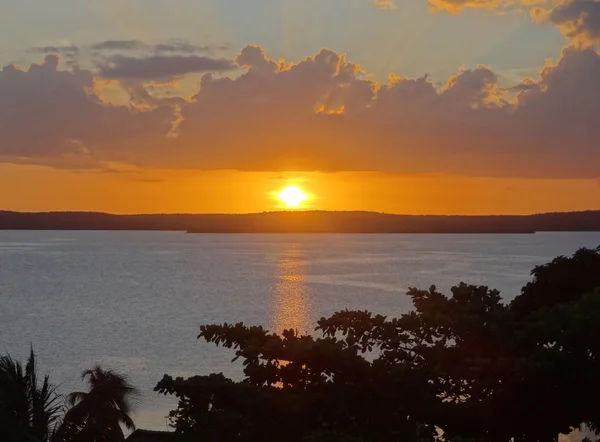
{"left": 1, "top": 231, "right": 599, "bottom": 432}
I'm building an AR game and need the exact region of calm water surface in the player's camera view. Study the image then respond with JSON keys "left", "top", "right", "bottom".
{"left": 1, "top": 231, "right": 599, "bottom": 431}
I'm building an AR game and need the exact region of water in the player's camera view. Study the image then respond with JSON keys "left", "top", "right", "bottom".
{"left": 0, "top": 231, "right": 599, "bottom": 431}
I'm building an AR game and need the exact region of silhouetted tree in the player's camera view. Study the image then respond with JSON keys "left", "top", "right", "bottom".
{"left": 59, "top": 366, "right": 139, "bottom": 442}
{"left": 0, "top": 348, "right": 63, "bottom": 442}
{"left": 157, "top": 246, "right": 600, "bottom": 442}
{"left": 157, "top": 313, "right": 448, "bottom": 442}
{"left": 511, "top": 246, "right": 600, "bottom": 317}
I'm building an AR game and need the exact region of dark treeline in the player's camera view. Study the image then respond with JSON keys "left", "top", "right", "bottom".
{"left": 1, "top": 209, "right": 600, "bottom": 233}
{"left": 3, "top": 246, "right": 600, "bottom": 442}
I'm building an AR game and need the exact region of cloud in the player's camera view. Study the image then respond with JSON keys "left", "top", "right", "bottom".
{"left": 0, "top": 54, "right": 176, "bottom": 169}
{"left": 29, "top": 39, "right": 228, "bottom": 72}
{"left": 375, "top": 0, "right": 542, "bottom": 13}
{"left": 90, "top": 39, "right": 220, "bottom": 54}
{"left": 374, "top": 0, "right": 398, "bottom": 9}
{"left": 533, "top": 0, "right": 600, "bottom": 46}
{"left": 154, "top": 42, "right": 200, "bottom": 53}
{"left": 156, "top": 45, "right": 600, "bottom": 178}
{"left": 2, "top": 45, "right": 600, "bottom": 178}
{"left": 28, "top": 45, "right": 79, "bottom": 67}
{"left": 154, "top": 40, "right": 221, "bottom": 54}
{"left": 29, "top": 45, "right": 79, "bottom": 55}
{"left": 90, "top": 40, "right": 149, "bottom": 51}
{"left": 375, "top": 0, "right": 598, "bottom": 43}
{"left": 96, "top": 55, "right": 236, "bottom": 80}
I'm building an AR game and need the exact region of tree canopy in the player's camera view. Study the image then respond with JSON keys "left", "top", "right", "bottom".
{"left": 156, "top": 246, "right": 600, "bottom": 442}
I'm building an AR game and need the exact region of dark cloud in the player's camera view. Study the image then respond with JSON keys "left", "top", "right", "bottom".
{"left": 28, "top": 45, "right": 79, "bottom": 67}
{"left": 154, "top": 40, "right": 214, "bottom": 54}
{"left": 29, "top": 45, "right": 79, "bottom": 55}
{"left": 28, "top": 39, "right": 230, "bottom": 74}
{"left": 89, "top": 39, "right": 223, "bottom": 54}
{"left": 90, "top": 40, "right": 149, "bottom": 51}
{"left": 507, "top": 78, "right": 538, "bottom": 92}
{"left": 534, "top": 0, "right": 600, "bottom": 46}
{"left": 96, "top": 54, "right": 236, "bottom": 79}
{"left": 2, "top": 46, "right": 600, "bottom": 178}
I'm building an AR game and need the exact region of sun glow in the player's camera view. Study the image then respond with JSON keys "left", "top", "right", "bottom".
{"left": 278, "top": 186, "right": 308, "bottom": 208}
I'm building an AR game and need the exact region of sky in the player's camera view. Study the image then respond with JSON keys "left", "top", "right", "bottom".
{"left": 1, "top": 0, "right": 599, "bottom": 215}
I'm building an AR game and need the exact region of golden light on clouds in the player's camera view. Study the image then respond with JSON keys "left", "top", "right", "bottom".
{"left": 278, "top": 186, "right": 308, "bottom": 208}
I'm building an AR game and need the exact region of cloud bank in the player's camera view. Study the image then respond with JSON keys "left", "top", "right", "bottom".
{"left": 96, "top": 55, "right": 235, "bottom": 80}
{"left": 1, "top": 44, "right": 599, "bottom": 178}
{"left": 534, "top": 0, "right": 600, "bottom": 46}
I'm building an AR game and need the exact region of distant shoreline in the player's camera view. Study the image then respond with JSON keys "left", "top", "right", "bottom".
{"left": 1, "top": 210, "right": 599, "bottom": 234}
{"left": 186, "top": 231, "right": 538, "bottom": 234}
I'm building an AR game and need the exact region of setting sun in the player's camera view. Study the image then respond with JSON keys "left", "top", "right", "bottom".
{"left": 278, "top": 186, "right": 308, "bottom": 208}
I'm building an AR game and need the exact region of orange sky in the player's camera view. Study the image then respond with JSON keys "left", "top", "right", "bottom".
{"left": 2, "top": 164, "right": 598, "bottom": 215}
{"left": 2, "top": 1, "right": 600, "bottom": 215}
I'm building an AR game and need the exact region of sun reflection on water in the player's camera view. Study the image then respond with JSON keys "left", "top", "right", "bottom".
{"left": 271, "top": 243, "right": 312, "bottom": 335}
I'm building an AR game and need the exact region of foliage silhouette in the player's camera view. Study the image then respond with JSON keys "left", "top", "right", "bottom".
{"left": 511, "top": 246, "right": 600, "bottom": 317}
{"left": 156, "top": 246, "right": 600, "bottom": 442}
{"left": 58, "top": 365, "right": 140, "bottom": 442}
{"left": 0, "top": 348, "right": 63, "bottom": 442}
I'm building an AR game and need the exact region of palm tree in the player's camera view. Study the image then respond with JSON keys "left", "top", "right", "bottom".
{"left": 59, "top": 365, "right": 140, "bottom": 442}
{"left": 0, "top": 348, "right": 63, "bottom": 442}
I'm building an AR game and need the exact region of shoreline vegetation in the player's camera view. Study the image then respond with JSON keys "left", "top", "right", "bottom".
{"left": 2, "top": 246, "right": 600, "bottom": 442}
{"left": 1, "top": 209, "right": 600, "bottom": 233}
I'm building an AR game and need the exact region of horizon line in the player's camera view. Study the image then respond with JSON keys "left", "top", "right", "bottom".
{"left": 2, "top": 209, "right": 600, "bottom": 217}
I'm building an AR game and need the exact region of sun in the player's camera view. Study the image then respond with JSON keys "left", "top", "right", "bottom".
{"left": 278, "top": 186, "right": 308, "bottom": 208}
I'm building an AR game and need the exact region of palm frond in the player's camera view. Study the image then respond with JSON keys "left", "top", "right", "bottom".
{"left": 0, "top": 349, "right": 62, "bottom": 442}
{"left": 60, "top": 365, "right": 139, "bottom": 440}
{"left": 66, "top": 391, "right": 88, "bottom": 407}
{"left": 117, "top": 408, "right": 136, "bottom": 430}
